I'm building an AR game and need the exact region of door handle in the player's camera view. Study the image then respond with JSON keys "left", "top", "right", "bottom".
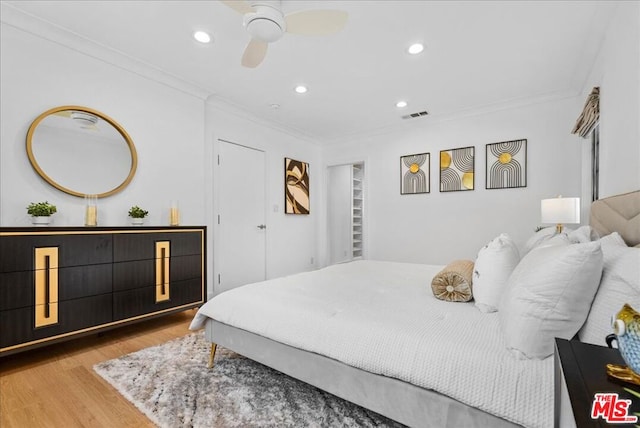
{"left": 257, "top": 224, "right": 266, "bottom": 229}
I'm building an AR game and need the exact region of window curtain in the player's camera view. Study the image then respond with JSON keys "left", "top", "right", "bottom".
{"left": 571, "top": 87, "right": 599, "bottom": 138}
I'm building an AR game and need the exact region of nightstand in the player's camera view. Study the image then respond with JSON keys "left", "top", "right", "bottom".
{"left": 555, "top": 338, "right": 640, "bottom": 427}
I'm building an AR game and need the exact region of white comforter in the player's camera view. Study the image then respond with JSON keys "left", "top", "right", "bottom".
{"left": 190, "top": 260, "right": 553, "bottom": 428}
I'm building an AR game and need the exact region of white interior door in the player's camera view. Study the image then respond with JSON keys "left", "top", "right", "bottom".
{"left": 218, "top": 140, "right": 266, "bottom": 293}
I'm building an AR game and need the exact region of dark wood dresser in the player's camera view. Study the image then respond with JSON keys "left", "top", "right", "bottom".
{"left": 0, "top": 226, "right": 206, "bottom": 355}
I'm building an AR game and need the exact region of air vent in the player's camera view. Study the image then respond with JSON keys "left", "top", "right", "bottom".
{"left": 401, "top": 110, "right": 429, "bottom": 120}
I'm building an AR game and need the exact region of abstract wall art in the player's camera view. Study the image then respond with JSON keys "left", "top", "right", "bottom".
{"left": 400, "top": 152, "right": 430, "bottom": 194}
{"left": 486, "top": 139, "right": 527, "bottom": 189}
{"left": 439, "top": 146, "right": 475, "bottom": 192}
{"left": 285, "top": 157, "right": 310, "bottom": 214}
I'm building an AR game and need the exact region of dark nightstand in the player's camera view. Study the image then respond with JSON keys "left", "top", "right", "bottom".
{"left": 555, "top": 338, "right": 640, "bottom": 427}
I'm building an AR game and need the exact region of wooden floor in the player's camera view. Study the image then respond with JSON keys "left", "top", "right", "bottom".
{"left": 0, "top": 309, "right": 198, "bottom": 428}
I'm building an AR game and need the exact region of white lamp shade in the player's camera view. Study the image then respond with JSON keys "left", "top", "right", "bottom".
{"left": 541, "top": 197, "right": 580, "bottom": 224}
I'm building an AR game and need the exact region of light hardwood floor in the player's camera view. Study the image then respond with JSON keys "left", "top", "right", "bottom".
{"left": 0, "top": 309, "right": 198, "bottom": 427}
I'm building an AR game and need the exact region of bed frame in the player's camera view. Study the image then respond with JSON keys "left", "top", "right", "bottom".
{"left": 206, "top": 319, "right": 515, "bottom": 428}
{"left": 204, "top": 190, "right": 640, "bottom": 428}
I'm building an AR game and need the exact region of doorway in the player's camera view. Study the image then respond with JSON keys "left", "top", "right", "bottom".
{"left": 327, "top": 162, "right": 365, "bottom": 265}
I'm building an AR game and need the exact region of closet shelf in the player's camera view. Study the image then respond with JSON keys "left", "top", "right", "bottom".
{"left": 351, "top": 163, "right": 364, "bottom": 261}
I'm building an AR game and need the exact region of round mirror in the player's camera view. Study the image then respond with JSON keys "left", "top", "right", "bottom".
{"left": 26, "top": 105, "right": 138, "bottom": 198}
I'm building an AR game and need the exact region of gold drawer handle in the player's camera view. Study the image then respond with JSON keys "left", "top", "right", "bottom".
{"left": 155, "top": 241, "right": 170, "bottom": 302}
{"left": 35, "top": 247, "right": 58, "bottom": 328}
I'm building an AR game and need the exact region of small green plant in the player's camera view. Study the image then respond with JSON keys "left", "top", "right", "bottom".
{"left": 26, "top": 201, "right": 57, "bottom": 216}
{"left": 128, "top": 205, "right": 149, "bottom": 218}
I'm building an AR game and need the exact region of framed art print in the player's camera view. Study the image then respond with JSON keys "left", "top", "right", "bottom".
{"left": 486, "top": 139, "right": 527, "bottom": 189}
{"left": 285, "top": 157, "right": 310, "bottom": 214}
{"left": 440, "top": 146, "right": 474, "bottom": 192}
{"left": 400, "top": 152, "right": 430, "bottom": 194}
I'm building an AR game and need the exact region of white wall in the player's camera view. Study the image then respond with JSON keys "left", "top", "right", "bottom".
{"left": 0, "top": 23, "right": 206, "bottom": 228}
{"left": 323, "top": 97, "right": 584, "bottom": 265}
{"left": 205, "top": 101, "right": 322, "bottom": 295}
{"left": 580, "top": 1, "right": 640, "bottom": 198}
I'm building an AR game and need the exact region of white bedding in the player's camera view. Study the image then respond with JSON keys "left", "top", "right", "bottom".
{"left": 190, "top": 260, "right": 553, "bottom": 428}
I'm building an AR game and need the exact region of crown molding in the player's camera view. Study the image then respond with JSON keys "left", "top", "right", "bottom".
{"left": 0, "top": 2, "right": 211, "bottom": 100}
{"left": 324, "top": 88, "right": 581, "bottom": 146}
{"left": 205, "top": 95, "right": 324, "bottom": 146}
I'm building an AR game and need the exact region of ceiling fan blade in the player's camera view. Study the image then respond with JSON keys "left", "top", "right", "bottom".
{"left": 284, "top": 10, "right": 348, "bottom": 35}
{"left": 241, "top": 39, "right": 268, "bottom": 68}
{"left": 221, "top": 0, "right": 254, "bottom": 15}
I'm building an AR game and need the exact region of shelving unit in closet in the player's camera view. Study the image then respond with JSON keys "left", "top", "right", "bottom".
{"left": 352, "top": 163, "right": 364, "bottom": 259}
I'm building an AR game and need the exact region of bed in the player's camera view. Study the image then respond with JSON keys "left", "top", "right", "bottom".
{"left": 190, "top": 190, "right": 640, "bottom": 428}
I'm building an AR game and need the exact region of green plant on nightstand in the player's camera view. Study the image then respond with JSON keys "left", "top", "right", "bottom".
{"left": 128, "top": 205, "right": 149, "bottom": 226}
{"left": 27, "top": 201, "right": 57, "bottom": 226}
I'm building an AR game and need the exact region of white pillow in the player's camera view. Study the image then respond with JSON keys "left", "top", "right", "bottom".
{"left": 499, "top": 241, "right": 603, "bottom": 359}
{"left": 473, "top": 233, "right": 520, "bottom": 313}
{"left": 579, "top": 233, "right": 640, "bottom": 346}
{"left": 567, "top": 225, "right": 599, "bottom": 244}
{"left": 599, "top": 231, "right": 627, "bottom": 247}
{"left": 537, "top": 233, "right": 570, "bottom": 249}
{"left": 521, "top": 227, "right": 566, "bottom": 255}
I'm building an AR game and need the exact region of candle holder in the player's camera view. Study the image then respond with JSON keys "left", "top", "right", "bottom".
{"left": 84, "top": 194, "right": 98, "bottom": 226}
{"left": 169, "top": 200, "right": 180, "bottom": 226}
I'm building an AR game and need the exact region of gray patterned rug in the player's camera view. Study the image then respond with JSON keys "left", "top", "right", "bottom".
{"left": 94, "top": 331, "right": 404, "bottom": 427}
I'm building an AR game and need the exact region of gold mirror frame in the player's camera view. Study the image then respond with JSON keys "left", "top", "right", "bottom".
{"left": 26, "top": 105, "right": 138, "bottom": 198}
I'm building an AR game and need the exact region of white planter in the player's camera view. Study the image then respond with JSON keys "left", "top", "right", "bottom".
{"left": 32, "top": 216, "right": 51, "bottom": 227}
{"left": 130, "top": 217, "right": 145, "bottom": 226}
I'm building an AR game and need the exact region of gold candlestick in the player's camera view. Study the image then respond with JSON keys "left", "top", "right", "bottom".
{"left": 84, "top": 195, "right": 97, "bottom": 226}
{"left": 169, "top": 201, "right": 180, "bottom": 226}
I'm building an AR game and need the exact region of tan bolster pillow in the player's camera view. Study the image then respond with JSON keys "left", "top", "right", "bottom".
{"left": 431, "top": 260, "right": 474, "bottom": 302}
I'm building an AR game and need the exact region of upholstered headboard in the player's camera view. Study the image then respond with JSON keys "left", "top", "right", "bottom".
{"left": 590, "top": 190, "right": 640, "bottom": 247}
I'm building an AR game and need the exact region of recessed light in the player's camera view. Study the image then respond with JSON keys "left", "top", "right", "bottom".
{"left": 193, "top": 31, "right": 211, "bottom": 44}
{"left": 407, "top": 43, "right": 424, "bottom": 55}
{"left": 295, "top": 85, "right": 308, "bottom": 94}
{"left": 270, "top": 103, "right": 280, "bottom": 109}
{"left": 396, "top": 101, "right": 408, "bottom": 108}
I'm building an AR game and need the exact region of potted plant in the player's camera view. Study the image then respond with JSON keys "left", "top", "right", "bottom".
{"left": 128, "top": 205, "right": 149, "bottom": 226}
{"left": 27, "top": 201, "right": 57, "bottom": 226}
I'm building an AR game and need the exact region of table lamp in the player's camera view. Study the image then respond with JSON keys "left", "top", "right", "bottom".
{"left": 541, "top": 196, "right": 580, "bottom": 233}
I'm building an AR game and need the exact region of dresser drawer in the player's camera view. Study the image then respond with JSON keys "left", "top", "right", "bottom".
{"left": 0, "top": 293, "right": 112, "bottom": 349}
{"left": 0, "top": 264, "right": 112, "bottom": 311}
{"left": 0, "top": 234, "right": 112, "bottom": 273}
{"left": 112, "top": 277, "right": 203, "bottom": 320}
{"left": 112, "top": 254, "right": 202, "bottom": 292}
{"left": 113, "top": 230, "right": 202, "bottom": 262}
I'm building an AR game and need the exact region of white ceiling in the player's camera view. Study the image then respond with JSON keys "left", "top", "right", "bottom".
{"left": 3, "top": 0, "right": 614, "bottom": 142}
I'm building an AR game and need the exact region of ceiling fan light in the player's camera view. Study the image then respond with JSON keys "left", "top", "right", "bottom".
{"left": 193, "top": 31, "right": 211, "bottom": 43}
{"left": 295, "top": 85, "right": 308, "bottom": 94}
{"left": 244, "top": 5, "right": 286, "bottom": 43}
{"left": 408, "top": 43, "right": 424, "bottom": 55}
{"left": 246, "top": 17, "right": 284, "bottom": 42}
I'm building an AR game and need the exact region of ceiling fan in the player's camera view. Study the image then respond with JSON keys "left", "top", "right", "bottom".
{"left": 221, "top": 0, "right": 348, "bottom": 68}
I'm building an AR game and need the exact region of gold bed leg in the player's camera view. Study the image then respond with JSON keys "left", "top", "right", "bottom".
{"left": 208, "top": 343, "right": 218, "bottom": 369}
